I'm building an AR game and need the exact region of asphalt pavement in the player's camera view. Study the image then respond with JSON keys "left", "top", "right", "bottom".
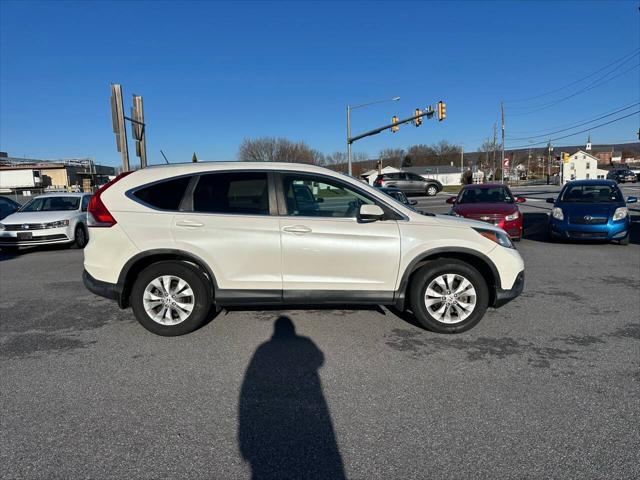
{"left": 1, "top": 185, "right": 639, "bottom": 479}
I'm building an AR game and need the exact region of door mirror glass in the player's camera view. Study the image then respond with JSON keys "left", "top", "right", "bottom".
{"left": 446, "top": 196, "right": 457, "bottom": 204}
{"left": 358, "top": 204, "right": 384, "bottom": 222}
{"left": 627, "top": 196, "right": 638, "bottom": 203}
{"left": 516, "top": 197, "right": 526, "bottom": 203}
{"left": 410, "top": 200, "right": 418, "bottom": 205}
{"left": 546, "top": 197, "right": 555, "bottom": 204}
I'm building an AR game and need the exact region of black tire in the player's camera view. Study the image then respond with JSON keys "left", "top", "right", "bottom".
{"left": 1, "top": 246, "right": 19, "bottom": 254}
{"left": 130, "top": 261, "right": 212, "bottom": 336}
{"left": 73, "top": 224, "right": 88, "bottom": 249}
{"left": 619, "top": 235, "right": 629, "bottom": 246}
{"left": 426, "top": 184, "right": 438, "bottom": 197}
{"left": 409, "top": 258, "right": 489, "bottom": 334}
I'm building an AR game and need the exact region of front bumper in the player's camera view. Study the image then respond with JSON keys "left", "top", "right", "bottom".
{"left": 83, "top": 270, "right": 121, "bottom": 302}
{"left": 549, "top": 217, "right": 629, "bottom": 241}
{"left": 494, "top": 271, "right": 524, "bottom": 307}
{"left": 0, "top": 226, "right": 72, "bottom": 247}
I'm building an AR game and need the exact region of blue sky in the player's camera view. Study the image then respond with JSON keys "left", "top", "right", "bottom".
{"left": 1, "top": 0, "right": 638, "bottom": 167}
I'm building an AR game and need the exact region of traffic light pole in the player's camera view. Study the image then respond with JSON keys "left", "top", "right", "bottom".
{"left": 348, "top": 108, "right": 435, "bottom": 145}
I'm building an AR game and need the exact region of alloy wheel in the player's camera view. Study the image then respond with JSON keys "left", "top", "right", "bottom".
{"left": 424, "top": 273, "right": 477, "bottom": 324}
{"left": 142, "top": 275, "right": 195, "bottom": 325}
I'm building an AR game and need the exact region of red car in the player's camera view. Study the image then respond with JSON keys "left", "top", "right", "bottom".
{"left": 446, "top": 183, "right": 526, "bottom": 240}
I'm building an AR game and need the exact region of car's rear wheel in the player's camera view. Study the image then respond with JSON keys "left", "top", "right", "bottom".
{"left": 426, "top": 185, "right": 438, "bottom": 196}
{"left": 409, "top": 259, "right": 489, "bottom": 333}
{"left": 131, "top": 261, "right": 212, "bottom": 336}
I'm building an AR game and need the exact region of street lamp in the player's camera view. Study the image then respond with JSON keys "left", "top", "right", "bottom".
{"left": 347, "top": 96, "right": 400, "bottom": 175}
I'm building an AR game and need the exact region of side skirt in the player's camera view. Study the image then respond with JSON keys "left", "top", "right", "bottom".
{"left": 215, "top": 289, "right": 396, "bottom": 307}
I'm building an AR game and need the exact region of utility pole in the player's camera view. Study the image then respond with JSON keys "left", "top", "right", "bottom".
{"left": 527, "top": 148, "right": 531, "bottom": 180}
{"left": 547, "top": 141, "right": 553, "bottom": 185}
{"left": 500, "top": 102, "right": 505, "bottom": 175}
{"left": 492, "top": 123, "right": 497, "bottom": 180}
{"left": 460, "top": 145, "right": 464, "bottom": 173}
{"left": 346, "top": 106, "right": 352, "bottom": 175}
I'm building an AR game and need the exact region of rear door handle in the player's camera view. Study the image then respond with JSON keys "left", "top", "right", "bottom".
{"left": 282, "top": 225, "right": 312, "bottom": 234}
{"left": 176, "top": 219, "right": 204, "bottom": 228}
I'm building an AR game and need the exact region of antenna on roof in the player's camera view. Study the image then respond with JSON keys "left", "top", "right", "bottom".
{"left": 160, "top": 150, "right": 170, "bottom": 164}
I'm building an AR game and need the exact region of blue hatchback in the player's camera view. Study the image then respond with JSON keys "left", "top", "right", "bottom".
{"left": 547, "top": 180, "right": 637, "bottom": 245}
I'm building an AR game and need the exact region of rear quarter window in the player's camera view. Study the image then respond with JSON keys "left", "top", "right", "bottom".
{"left": 133, "top": 176, "right": 191, "bottom": 210}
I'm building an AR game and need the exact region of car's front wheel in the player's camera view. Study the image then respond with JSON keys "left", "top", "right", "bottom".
{"left": 409, "top": 259, "right": 489, "bottom": 333}
{"left": 130, "top": 261, "right": 212, "bottom": 336}
{"left": 73, "top": 225, "right": 88, "bottom": 249}
{"left": 426, "top": 185, "right": 438, "bottom": 196}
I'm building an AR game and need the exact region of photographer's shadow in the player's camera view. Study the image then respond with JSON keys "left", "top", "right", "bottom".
{"left": 238, "top": 316, "right": 345, "bottom": 480}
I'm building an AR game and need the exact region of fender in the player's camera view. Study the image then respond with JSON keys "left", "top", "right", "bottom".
{"left": 117, "top": 248, "right": 219, "bottom": 308}
{"left": 393, "top": 247, "right": 500, "bottom": 310}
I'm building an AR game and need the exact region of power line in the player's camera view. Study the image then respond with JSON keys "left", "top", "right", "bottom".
{"left": 506, "top": 110, "right": 640, "bottom": 149}
{"left": 509, "top": 62, "right": 639, "bottom": 116}
{"left": 506, "top": 102, "right": 640, "bottom": 141}
{"left": 504, "top": 48, "right": 639, "bottom": 104}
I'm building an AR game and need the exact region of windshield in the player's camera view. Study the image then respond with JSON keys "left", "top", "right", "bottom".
{"left": 20, "top": 196, "right": 80, "bottom": 212}
{"left": 458, "top": 187, "right": 513, "bottom": 204}
{"left": 560, "top": 185, "right": 622, "bottom": 203}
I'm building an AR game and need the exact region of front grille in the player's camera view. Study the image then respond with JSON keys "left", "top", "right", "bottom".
{"left": 0, "top": 234, "right": 68, "bottom": 243}
{"left": 3, "top": 223, "right": 48, "bottom": 231}
{"left": 467, "top": 213, "right": 503, "bottom": 224}
{"left": 568, "top": 231, "right": 608, "bottom": 238}
{"left": 569, "top": 217, "right": 607, "bottom": 225}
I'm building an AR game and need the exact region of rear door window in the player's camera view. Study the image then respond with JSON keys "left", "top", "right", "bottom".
{"left": 193, "top": 172, "right": 270, "bottom": 215}
{"left": 134, "top": 176, "right": 191, "bottom": 210}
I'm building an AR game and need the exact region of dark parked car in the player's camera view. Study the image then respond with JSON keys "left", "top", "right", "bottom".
{"left": 373, "top": 172, "right": 442, "bottom": 196}
{"left": 0, "top": 196, "right": 21, "bottom": 220}
{"left": 376, "top": 186, "right": 418, "bottom": 208}
{"left": 547, "top": 180, "right": 637, "bottom": 245}
{"left": 606, "top": 168, "right": 637, "bottom": 183}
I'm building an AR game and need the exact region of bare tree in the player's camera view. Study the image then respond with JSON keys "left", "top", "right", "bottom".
{"left": 379, "top": 148, "right": 403, "bottom": 167}
{"left": 238, "top": 137, "right": 324, "bottom": 165}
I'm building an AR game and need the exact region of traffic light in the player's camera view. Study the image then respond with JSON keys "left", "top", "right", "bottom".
{"left": 391, "top": 115, "right": 399, "bottom": 132}
{"left": 413, "top": 109, "right": 422, "bottom": 127}
{"left": 437, "top": 101, "right": 446, "bottom": 121}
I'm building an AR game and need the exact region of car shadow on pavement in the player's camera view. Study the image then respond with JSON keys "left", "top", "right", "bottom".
{"left": 238, "top": 315, "right": 346, "bottom": 480}
{"left": 522, "top": 212, "right": 551, "bottom": 242}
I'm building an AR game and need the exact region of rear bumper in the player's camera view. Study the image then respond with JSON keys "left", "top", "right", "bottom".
{"left": 493, "top": 271, "right": 524, "bottom": 308}
{"left": 83, "top": 269, "right": 121, "bottom": 303}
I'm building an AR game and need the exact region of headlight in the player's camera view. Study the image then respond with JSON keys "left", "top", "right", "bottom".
{"left": 505, "top": 211, "right": 520, "bottom": 221}
{"left": 552, "top": 207, "right": 564, "bottom": 220}
{"left": 473, "top": 227, "right": 514, "bottom": 249}
{"left": 612, "top": 207, "right": 628, "bottom": 221}
{"left": 44, "top": 220, "right": 70, "bottom": 229}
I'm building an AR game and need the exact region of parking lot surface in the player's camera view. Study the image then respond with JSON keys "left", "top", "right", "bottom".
{"left": 1, "top": 183, "right": 639, "bottom": 479}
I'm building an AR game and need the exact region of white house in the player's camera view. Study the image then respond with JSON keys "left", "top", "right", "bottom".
{"left": 562, "top": 150, "right": 608, "bottom": 184}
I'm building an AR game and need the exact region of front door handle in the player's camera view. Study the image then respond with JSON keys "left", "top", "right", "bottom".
{"left": 176, "top": 219, "right": 204, "bottom": 228}
{"left": 282, "top": 225, "right": 312, "bottom": 234}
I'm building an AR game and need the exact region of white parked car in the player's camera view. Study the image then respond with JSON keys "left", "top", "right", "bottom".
{"left": 83, "top": 162, "right": 524, "bottom": 336}
{"left": 0, "top": 193, "right": 91, "bottom": 252}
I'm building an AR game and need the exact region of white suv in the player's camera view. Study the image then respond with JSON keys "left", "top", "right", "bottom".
{"left": 83, "top": 162, "right": 524, "bottom": 336}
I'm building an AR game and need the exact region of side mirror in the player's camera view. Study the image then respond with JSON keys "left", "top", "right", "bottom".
{"left": 627, "top": 196, "right": 638, "bottom": 204}
{"left": 516, "top": 197, "right": 526, "bottom": 203}
{"left": 446, "top": 196, "right": 457, "bottom": 204}
{"left": 546, "top": 198, "right": 555, "bottom": 204}
{"left": 316, "top": 197, "right": 324, "bottom": 203}
{"left": 358, "top": 204, "right": 385, "bottom": 222}
{"left": 410, "top": 200, "right": 418, "bottom": 206}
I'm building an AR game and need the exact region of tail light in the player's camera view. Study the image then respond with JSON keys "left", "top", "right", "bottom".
{"left": 87, "top": 171, "right": 133, "bottom": 227}
{"left": 374, "top": 178, "right": 383, "bottom": 186}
